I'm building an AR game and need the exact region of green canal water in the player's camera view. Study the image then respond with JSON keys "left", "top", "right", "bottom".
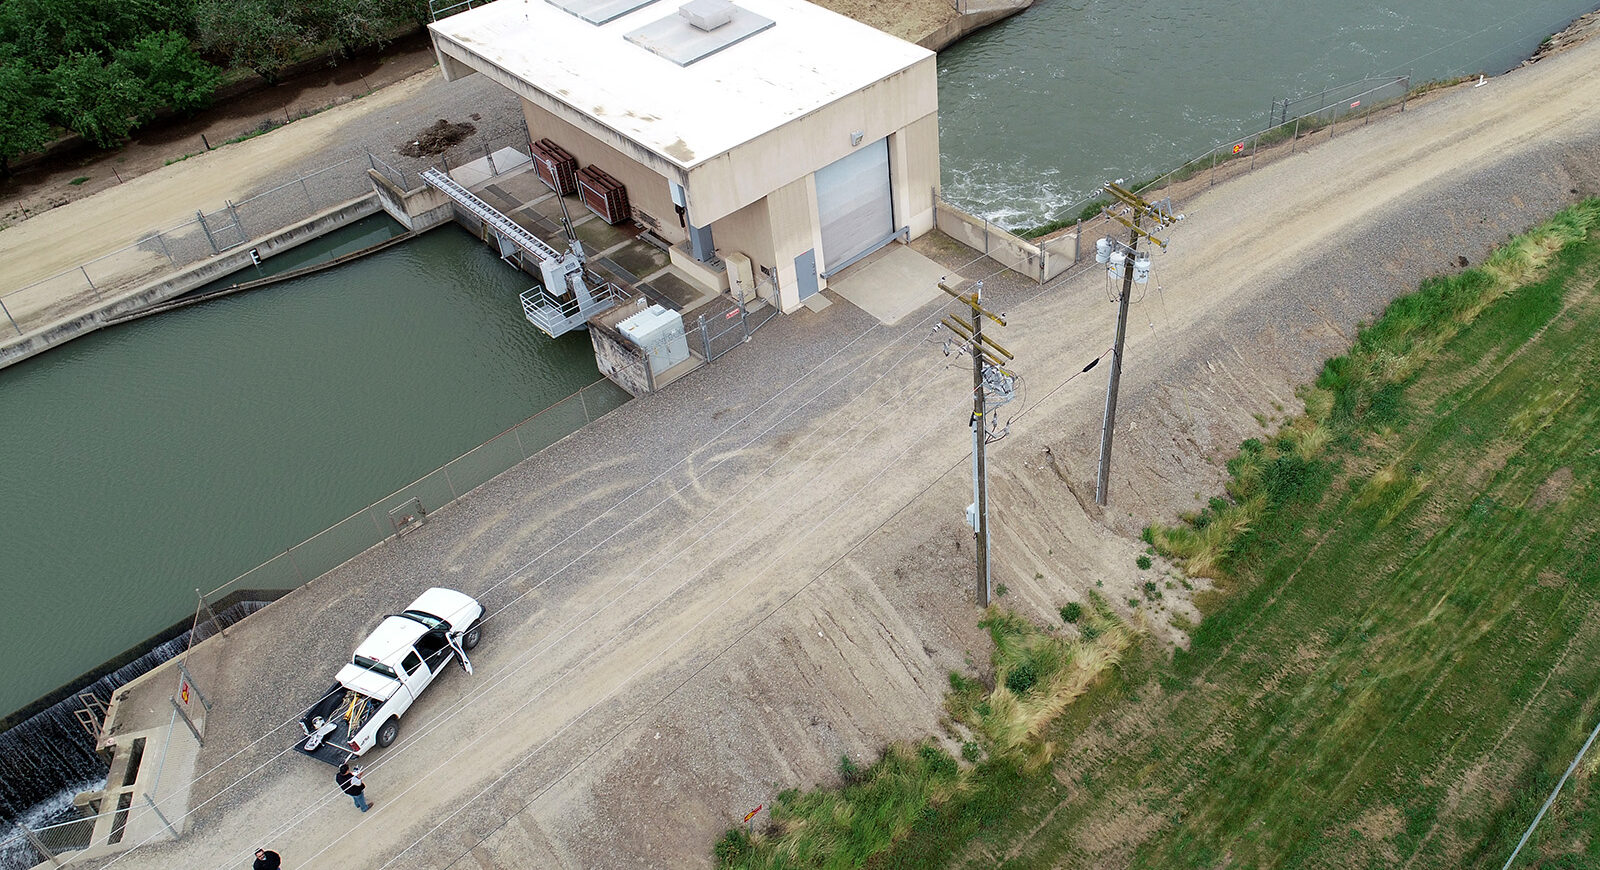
{"left": 7, "top": 0, "right": 1599, "bottom": 720}
{"left": 938, "top": 0, "right": 1600, "bottom": 229}
{"left": 0, "top": 218, "right": 613, "bottom": 716}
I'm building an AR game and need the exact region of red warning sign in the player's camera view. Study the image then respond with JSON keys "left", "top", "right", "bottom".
{"left": 1231, "top": 142, "right": 1245, "bottom": 155}
{"left": 180, "top": 681, "right": 191, "bottom": 705}
{"left": 1350, "top": 100, "right": 1361, "bottom": 108}
{"left": 743, "top": 804, "right": 764, "bottom": 824}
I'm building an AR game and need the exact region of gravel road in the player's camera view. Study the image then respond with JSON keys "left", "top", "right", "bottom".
{"left": 80, "top": 36, "right": 1600, "bottom": 870}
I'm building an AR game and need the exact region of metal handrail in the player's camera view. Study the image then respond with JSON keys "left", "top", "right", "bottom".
{"left": 420, "top": 168, "right": 563, "bottom": 263}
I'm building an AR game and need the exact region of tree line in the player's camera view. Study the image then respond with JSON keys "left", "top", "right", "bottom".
{"left": 0, "top": 0, "right": 429, "bottom": 173}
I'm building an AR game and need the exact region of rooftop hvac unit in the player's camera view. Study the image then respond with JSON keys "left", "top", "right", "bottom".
{"left": 679, "top": 0, "right": 734, "bottom": 30}
{"left": 578, "top": 165, "right": 632, "bottom": 225}
{"left": 532, "top": 139, "right": 578, "bottom": 195}
{"left": 618, "top": 305, "right": 690, "bottom": 370}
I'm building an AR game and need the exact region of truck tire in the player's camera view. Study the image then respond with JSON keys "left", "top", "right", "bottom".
{"left": 462, "top": 621, "right": 483, "bottom": 651}
{"left": 376, "top": 717, "right": 400, "bottom": 748}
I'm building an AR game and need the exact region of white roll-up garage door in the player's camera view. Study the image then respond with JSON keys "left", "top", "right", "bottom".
{"left": 814, "top": 137, "right": 893, "bottom": 274}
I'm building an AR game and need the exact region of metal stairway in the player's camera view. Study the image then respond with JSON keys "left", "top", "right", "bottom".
{"left": 421, "top": 167, "right": 624, "bottom": 337}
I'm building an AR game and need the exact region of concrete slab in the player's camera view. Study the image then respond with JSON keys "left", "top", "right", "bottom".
{"left": 801, "top": 291, "right": 832, "bottom": 313}
{"left": 826, "top": 243, "right": 949, "bottom": 325}
{"left": 450, "top": 147, "right": 532, "bottom": 189}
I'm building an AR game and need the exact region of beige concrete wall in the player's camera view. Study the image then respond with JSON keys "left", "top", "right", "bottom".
{"left": 709, "top": 197, "right": 776, "bottom": 282}
{"left": 933, "top": 199, "right": 1046, "bottom": 281}
{"left": 765, "top": 176, "right": 826, "bottom": 312}
{"left": 519, "top": 102, "right": 686, "bottom": 245}
{"left": 891, "top": 112, "right": 940, "bottom": 238}
{"left": 684, "top": 56, "right": 938, "bottom": 225}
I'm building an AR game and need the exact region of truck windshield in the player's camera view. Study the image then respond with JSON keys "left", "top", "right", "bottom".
{"left": 402, "top": 609, "right": 445, "bottom": 630}
{"left": 352, "top": 655, "right": 399, "bottom": 679}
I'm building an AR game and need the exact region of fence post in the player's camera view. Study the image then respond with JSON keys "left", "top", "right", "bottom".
{"left": 1210, "top": 150, "right": 1217, "bottom": 187}
{"left": 1250, "top": 132, "right": 1259, "bottom": 170}
{"left": 142, "top": 793, "right": 178, "bottom": 838}
{"left": 81, "top": 266, "right": 99, "bottom": 298}
{"left": 1291, "top": 118, "right": 1299, "bottom": 154}
{"left": 2, "top": 298, "right": 21, "bottom": 336}
{"left": 1329, "top": 106, "right": 1337, "bottom": 140}
{"left": 486, "top": 146, "right": 497, "bottom": 176}
{"left": 197, "top": 210, "right": 219, "bottom": 254}
{"left": 153, "top": 231, "right": 176, "bottom": 264}
{"left": 194, "top": 589, "right": 226, "bottom": 639}
{"left": 740, "top": 299, "right": 750, "bottom": 342}
{"left": 1073, "top": 220, "right": 1081, "bottom": 264}
{"left": 300, "top": 177, "right": 315, "bottom": 210}
{"left": 227, "top": 200, "right": 245, "bottom": 239}
{"left": 19, "top": 824, "right": 62, "bottom": 867}
{"left": 697, "top": 314, "right": 711, "bottom": 361}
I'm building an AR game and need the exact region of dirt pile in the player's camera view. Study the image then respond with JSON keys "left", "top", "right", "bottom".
{"left": 398, "top": 119, "right": 477, "bottom": 158}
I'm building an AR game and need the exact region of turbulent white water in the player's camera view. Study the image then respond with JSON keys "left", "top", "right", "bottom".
{"left": 937, "top": 0, "right": 1600, "bottom": 229}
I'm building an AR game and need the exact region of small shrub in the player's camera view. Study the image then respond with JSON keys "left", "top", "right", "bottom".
{"left": 839, "top": 754, "right": 862, "bottom": 783}
{"left": 714, "top": 828, "right": 751, "bottom": 864}
{"left": 1136, "top": 555, "right": 1153, "bottom": 570}
{"left": 1060, "top": 602, "right": 1083, "bottom": 623}
{"left": 1005, "top": 661, "right": 1038, "bottom": 695}
{"left": 1128, "top": 598, "right": 1141, "bottom": 608}
{"left": 961, "top": 740, "right": 981, "bottom": 763}
{"left": 1080, "top": 622, "right": 1102, "bottom": 641}
{"left": 69, "top": 176, "right": 89, "bottom": 186}
{"left": 1143, "top": 581, "right": 1161, "bottom": 601}
{"left": 996, "top": 583, "right": 1009, "bottom": 597}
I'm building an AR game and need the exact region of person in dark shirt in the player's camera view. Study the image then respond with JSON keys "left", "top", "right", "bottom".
{"left": 335, "top": 763, "right": 373, "bottom": 812}
{"left": 253, "top": 848, "right": 282, "bottom": 870}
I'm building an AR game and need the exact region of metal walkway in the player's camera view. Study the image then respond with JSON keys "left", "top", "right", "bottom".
{"left": 421, "top": 167, "right": 563, "bottom": 263}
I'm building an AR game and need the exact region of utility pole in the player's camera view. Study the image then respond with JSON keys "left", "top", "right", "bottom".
{"left": 1092, "top": 181, "right": 1182, "bottom": 506}
{"left": 939, "top": 281, "right": 1016, "bottom": 608}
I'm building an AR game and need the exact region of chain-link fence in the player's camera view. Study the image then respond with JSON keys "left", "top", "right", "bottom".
{"left": 935, "top": 74, "right": 1415, "bottom": 280}
{"left": 192, "top": 377, "right": 629, "bottom": 625}
{"left": 2, "top": 123, "right": 537, "bottom": 344}
{"left": 690, "top": 294, "right": 779, "bottom": 363}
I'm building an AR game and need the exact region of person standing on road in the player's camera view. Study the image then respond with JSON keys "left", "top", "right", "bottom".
{"left": 253, "top": 848, "right": 282, "bottom": 869}
{"left": 335, "top": 763, "right": 373, "bottom": 812}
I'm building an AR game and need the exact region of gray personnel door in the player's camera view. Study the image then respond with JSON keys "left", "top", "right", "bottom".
{"left": 814, "top": 137, "right": 894, "bottom": 275}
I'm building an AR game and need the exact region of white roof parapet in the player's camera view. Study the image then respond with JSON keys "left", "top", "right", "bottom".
{"left": 429, "top": 0, "right": 932, "bottom": 170}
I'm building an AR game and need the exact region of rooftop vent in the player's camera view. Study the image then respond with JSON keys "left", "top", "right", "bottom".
{"left": 546, "top": 0, "right": 659, "bottom": 26}
{"left": 678, "top": 0, "right": 733, "bottom": 30}
{"left": 625, "top": 0, "right": 773, "bottom": 65}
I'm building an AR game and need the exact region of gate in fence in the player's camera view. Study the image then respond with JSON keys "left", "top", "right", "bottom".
{"left": 195, "top": 202, "right": 247, "bottom": 254}
{"left": 692, "top": 295, "right": 778, "bottom": 363}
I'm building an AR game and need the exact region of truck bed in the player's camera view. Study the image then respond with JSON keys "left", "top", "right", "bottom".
{"left": 293, "top": 682, "right": 363, "bottom": 767}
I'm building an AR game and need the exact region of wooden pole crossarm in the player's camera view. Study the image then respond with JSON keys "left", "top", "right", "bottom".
{"left": 977, "top": 332, "right": 1015, "bottom": 360}
{"left": 938, "top": 283, "right": 1007, "bottom": 326}
{"left": 943, "top": 317, "right": 1015, "bottom": 360}
{"left": 1107, "top": 212, "right": 1169, "bottom": 249}
{"left": 1103, "top": 181, "right": 1151, "bottom": 210}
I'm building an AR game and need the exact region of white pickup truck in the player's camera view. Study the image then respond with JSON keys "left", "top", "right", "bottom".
{"left": 294, "top": 587, "right": 485, "bottom": 765}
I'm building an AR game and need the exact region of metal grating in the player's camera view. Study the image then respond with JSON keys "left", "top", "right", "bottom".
{"left": 421, "top": 168, "right": 563, "bottom": 263}
{"left": 545, "top": 0, "right": 659, "bottom": 25}
{"left": 624, "top": 4, "right": 773, "bottom": 66}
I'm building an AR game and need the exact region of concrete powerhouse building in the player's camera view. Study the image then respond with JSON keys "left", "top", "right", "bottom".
{"left": 428, "top": 0, "right": 939, "bottom": 312}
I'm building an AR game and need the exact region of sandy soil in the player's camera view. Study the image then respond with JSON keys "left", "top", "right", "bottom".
{"left": 75, "top": 33, "right": 1600, "bottom": 870}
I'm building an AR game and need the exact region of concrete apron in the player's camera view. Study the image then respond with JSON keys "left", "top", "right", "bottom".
{"left": 825, "top": 243, "right": 953, "bottom": 325}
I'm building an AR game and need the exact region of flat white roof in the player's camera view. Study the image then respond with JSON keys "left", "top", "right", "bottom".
{"left": 430, "top": 0, "right": 932, "bottom": 169}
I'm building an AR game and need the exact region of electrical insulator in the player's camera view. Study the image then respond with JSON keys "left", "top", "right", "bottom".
{"left": 1133, "top": 254, "right": 1152, "bottom": 284}
{"left": 1094, "top": 237, "right": 1111, "bottom": 264}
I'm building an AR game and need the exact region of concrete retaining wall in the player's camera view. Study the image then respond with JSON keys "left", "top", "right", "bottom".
{"left": 917, "top": 2, "right": 1030, "bottom": 51}
{"left": 933, "top": 199, "right": 1080, "bottom": 283}
{"left": 369, "top": 169, "right": 454, "bottom": 231}
{"left": 0, "top": 195, "right": 382, "bottom": 370}
{"left": 589, "top": 297, "right": 655, "bottom": 396}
